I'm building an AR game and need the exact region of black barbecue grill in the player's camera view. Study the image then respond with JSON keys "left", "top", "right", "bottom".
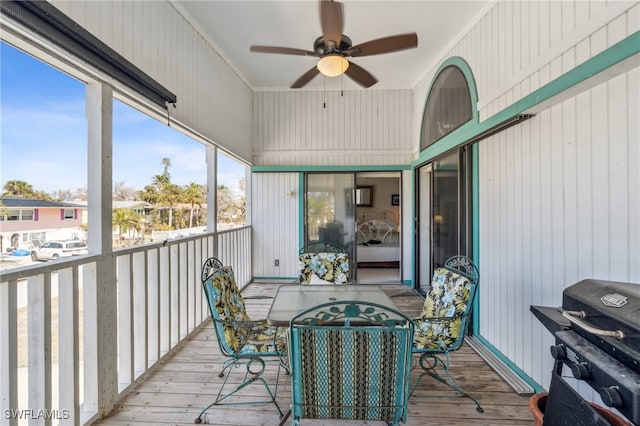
{"left": 531, "top": 279, "right": 640, "bottom": 425}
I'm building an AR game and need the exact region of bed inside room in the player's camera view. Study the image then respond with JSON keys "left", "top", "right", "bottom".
{"left": 356, "top": 217, "right": 400, "bottom": 267}
{"left": 354, "top": 173, "right": 402, "bottom": 283}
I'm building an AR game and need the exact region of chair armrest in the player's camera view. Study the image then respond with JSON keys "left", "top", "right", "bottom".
{"left": 211, "top": 316, "right": 287, "bottom": 354}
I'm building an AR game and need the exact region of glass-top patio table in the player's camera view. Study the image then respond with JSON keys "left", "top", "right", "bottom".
{"left": 266, "top": 284, "right": 401, "bottom": 326}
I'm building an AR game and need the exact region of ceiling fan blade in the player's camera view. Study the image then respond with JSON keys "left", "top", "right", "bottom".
{"left": 347, "top": 33, "right": 418, "bottom": 57}
{"left": 345, "top": 61, "right": 377, "bottom": 88}
{"left": 250, "top": 45, "right": 318, "bottom": 57}
{"left": 291, "top": 66, "right": 321, "bottom": 89}
{"left": 320, "top": 0, "right": 344, "bottom": 47}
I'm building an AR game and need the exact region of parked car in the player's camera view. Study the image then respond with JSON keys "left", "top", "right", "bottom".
{"left": 31, "top": 240, "right": 88, "bottom": 261}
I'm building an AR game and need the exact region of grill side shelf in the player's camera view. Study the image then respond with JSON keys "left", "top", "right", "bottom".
{"left": 530, "top": 305, "right": 571, "bottom": 334}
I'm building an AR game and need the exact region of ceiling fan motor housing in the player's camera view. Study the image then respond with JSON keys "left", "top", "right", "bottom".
{"left": 314, "top": 35, "right": 352, "bottom": 55}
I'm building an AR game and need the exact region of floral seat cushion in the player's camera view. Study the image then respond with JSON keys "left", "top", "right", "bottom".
{"left": 298, "top": 252, "right": 350, "bottom": 285}
{"left": 413, "top": 268, "right": 474, "bottom": 351}
{"left": 206, "top": 266, "right": 286, "bottom": 353}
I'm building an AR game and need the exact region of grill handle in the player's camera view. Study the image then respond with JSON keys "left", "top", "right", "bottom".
{"left": 561, "top": 310, "right": 625, "bottom": 340}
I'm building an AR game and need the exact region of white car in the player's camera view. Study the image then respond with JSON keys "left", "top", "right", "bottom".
{"left": 31, "top": 240, "right": 88, "bottom": 261}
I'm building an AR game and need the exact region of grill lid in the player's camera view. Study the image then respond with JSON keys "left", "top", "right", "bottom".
{"left": 562, "top": 279, "right": 640, "bottom": 374}
{"left": 563, "top": 279, "right": 639, "bottom": 332}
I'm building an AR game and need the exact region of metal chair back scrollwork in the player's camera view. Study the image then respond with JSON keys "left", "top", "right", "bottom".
{"left": 195, "top": 264, "right": 288, "bottom": 423}
{"left": 201, "top": 256, "right": 223, "bottom": 282}
{"left": 298, "top": 241, "right": 344, "bottom": 254}
{"left": 411, "top": 255, "right": 484, "bottom": 413}
{"left": 287, "top": 301, "right": 414, "bottom": 425}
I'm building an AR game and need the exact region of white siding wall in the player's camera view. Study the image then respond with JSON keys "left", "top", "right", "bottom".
{"left": 413, "top": 1, "right": 639, "bottom": 141}
{"left": 411, "top": 1, "right": 639, "bottom": 391}
{"left": 51, "top": 1, "right": 253, "bottom": 160}
{"left": 479, "top": 66, "right": 639, "bottom": 389}
{"left": 251, "top": 173, "right": 299, "bottom": 279}
{"left": 253, "top": 90, "right": 413, "bottom": 166}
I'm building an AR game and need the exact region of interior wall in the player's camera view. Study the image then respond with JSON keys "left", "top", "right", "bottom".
{"left": 355, "top": 176, "right": 401, "bottom": 223}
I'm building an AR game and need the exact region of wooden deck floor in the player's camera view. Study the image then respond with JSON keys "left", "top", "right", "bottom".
{"left": 94, "top": 283, "right": 534, "bottom": 426}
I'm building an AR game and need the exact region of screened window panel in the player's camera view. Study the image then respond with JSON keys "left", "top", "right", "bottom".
{"left": 420, "top": 66, "right": 472, "bottom": 151}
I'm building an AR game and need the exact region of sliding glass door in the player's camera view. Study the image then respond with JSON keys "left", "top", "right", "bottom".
{"left": 415, "top": 148, "right": 472, "bottom": 289}
{"left": 304, "top": 173, "right": 356, "bottom": 279}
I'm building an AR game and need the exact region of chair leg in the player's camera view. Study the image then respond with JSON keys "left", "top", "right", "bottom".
{"left": 194, "top": 357, "right": 285, "bottom": 423}
{"left": 277, "top": 409, "right": 292, "bottom": 426}
{"left": 410, "top": 353, "right": 484, "bottom": 413}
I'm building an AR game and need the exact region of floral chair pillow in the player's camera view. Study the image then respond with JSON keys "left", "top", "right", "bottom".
{"left": 413, "top": 268, "right": 474, "bottom": 351}
{"left": 299, "top": 252, "right": 350, "bottom": 285}
{"left": 205, "top": 266, "right": 285, "bottom": 353}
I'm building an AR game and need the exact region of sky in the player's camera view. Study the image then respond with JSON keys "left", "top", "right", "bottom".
{"left": 0, "top": 41, "right": 245, "bottom": 196}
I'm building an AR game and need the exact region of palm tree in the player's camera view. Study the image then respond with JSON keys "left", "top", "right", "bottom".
{"left": 112, "top": 208, "right": 131, "bottom": 247}
{"left": 161, "top": 157, "right": 171, "bottom": 177}
{"left": 112, "top": 208, "right": 144, "bottom": 247}
{"left": 183, "top": 182, "right": 205, "bottom": 228}
{"left": 2, "top": 180, "right": 53, "bottom": 200}
{"left": 159, "top": 183, "right": 183, "bottom": 229}
{"left": 139, "top": 184, "right": 159, "bottom": 205}
{"left": 3, "top": 180, "right": 36, "bottom": 197}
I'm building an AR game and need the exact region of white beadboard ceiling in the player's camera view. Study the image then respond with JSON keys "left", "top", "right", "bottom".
{"left": 175, "top": 0, "right": 490, "bottom": 91}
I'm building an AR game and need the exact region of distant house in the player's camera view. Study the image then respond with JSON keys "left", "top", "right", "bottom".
{"left": 112, "top": 200, "right": 153, "bottom": 217}
{"left": 0, "top": 196, "right": 86, "bottom": 251}
{"left": 64, "top": 199, "right": 155, "bottom": 245}
{"left": 70, "top": 199, "right": 154, "bottom": 225}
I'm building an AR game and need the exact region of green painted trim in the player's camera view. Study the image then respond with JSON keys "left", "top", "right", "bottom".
{"left": 402, "top": 279, "right": 413, "bottom": 286}
{"left": 414, "top": 31, "right": 640, "bottom": 351}
{"left": 410, "top": 167, "right": 417, "bottom": 287}
{"left": 414, "top": 31, "right": 640, "bottom": 167}
{"left": 474, "top": 334, "right": 545, "bottom": 393}
{"left": 417, "top": 57, "right": 480, "bottom": 157}
{"left": 515, "top": 31, "right": 639, "bottom": 113}
{"left": 472, "top": 143, "right": 481, "bottom": 334}
{"left": 298, "top": 173, "right": 305, "bottom": 249}
{"left": 442, "top": 57, "right": 480, "bottom": 121}
{"left": 412, "top": 56, "right": 481, "bottom": 291}
{"left": 252, "top": 165, "right": 411, "bottom": 173}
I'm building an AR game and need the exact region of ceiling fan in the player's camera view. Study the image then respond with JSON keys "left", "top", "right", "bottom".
{"left": 250, "top": 0, "right": 418, "bottom": 89}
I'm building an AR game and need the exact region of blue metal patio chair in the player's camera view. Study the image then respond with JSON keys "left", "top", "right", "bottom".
{"left": 202, "top": 256, "right": 272, "bottom": 299}
{"left": 299, "top": 241, "right": 344, "bottom": 254}
{"left": 286, "top": 301, "right": 414, "bottom": 426}
{"left": 195, "top": 264, "right": 288, "bottom": 423}
{"left": 411, "top": 255, "right": 484, "bottom": 412}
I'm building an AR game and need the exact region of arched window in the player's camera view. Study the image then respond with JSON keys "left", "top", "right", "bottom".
{"left": 420, "top": 65, "right": 473, "bottom": 151}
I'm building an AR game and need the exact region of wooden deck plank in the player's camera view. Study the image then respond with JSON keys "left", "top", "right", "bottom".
{"left": 94, "top": 283, "right": 534, "bottom": 425}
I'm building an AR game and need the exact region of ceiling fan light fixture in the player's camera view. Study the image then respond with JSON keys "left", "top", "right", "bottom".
{"left": 317, "top": 54, "right": 349, "bottom": 77}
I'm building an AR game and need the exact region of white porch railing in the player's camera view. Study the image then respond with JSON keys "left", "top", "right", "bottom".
{"left": 0, "top": 226, "right": 251, "bottom": 425}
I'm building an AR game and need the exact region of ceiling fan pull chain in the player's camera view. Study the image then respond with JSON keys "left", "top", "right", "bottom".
{"left": 323, "top": 76, "right": 327, "bottom": 109}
